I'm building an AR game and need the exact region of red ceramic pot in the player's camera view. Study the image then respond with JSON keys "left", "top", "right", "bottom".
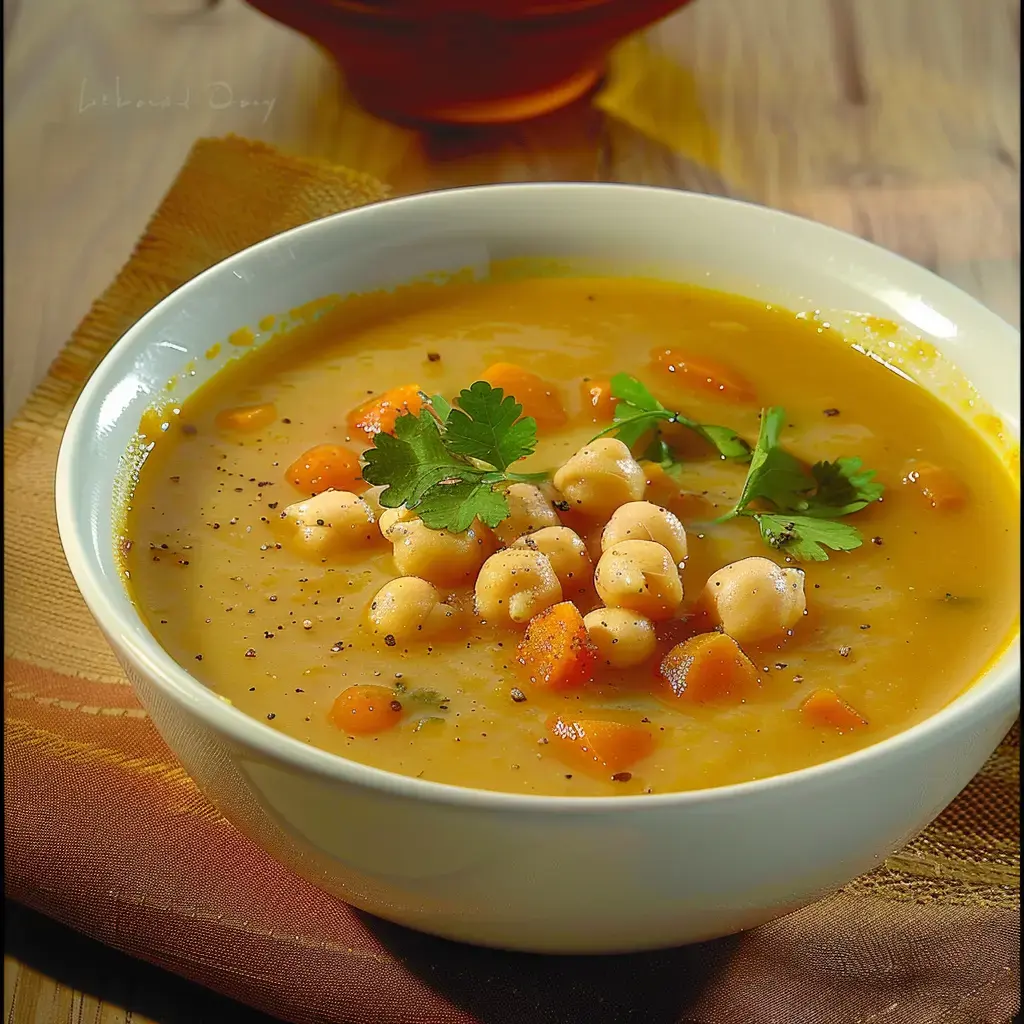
{"left": 243, "top": 0, "right": 695, "bottom": 125}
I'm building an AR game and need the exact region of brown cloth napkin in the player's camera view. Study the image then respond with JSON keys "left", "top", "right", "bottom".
{"left": 4, "top": 135, "right": 1021, "bottom": 1024}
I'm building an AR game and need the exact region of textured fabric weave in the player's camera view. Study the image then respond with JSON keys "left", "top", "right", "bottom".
{"left": 4, "top": 135, "right": 1020, "bottom": 1024}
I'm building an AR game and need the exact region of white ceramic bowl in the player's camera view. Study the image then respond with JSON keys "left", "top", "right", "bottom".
{"left": 56, "top": 184, "right": 1020, "bottom": 954}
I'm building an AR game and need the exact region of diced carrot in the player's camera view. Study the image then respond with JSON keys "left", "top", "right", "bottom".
{"left": 902, "top": 461, "right": 968, "bottom": 511}
{"left": 580, "top": 379, "right": 618, "bottom": 422}
{"left": 517, "top": 601, "right": 598, "bottom": 691}
{"left": 214, "top": 402, "right": 277, "bottom": 432}
{"left": 482, "top": 363, "right": 567, "bottom": 430}
{"left": 329, "top": 684, "right": 404, "bottom": 735}
{"left": 800, "top": 687, "right": 867, "bottom": 732}
{"left": 347, "top": 384, "right": 423, "bottom": 442}
{"left": 546, "top": 715, "right": 656, "bottom": 774}
{"left": 650, "top": 348, "right": 756, "bottom": 403}
{"left": 658, "top": 631, "right": 760, "bottom": 703}
{"left": 285, "top": 443, "right": 365, "bottom": 495}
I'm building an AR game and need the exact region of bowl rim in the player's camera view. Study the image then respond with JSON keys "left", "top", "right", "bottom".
{"left": 55, "top": 181, "right": 1021, "bottom": 814}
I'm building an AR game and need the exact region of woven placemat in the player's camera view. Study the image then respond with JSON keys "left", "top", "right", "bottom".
{"left": 4, "top": 135, "right": 1020, "bottom": 1024}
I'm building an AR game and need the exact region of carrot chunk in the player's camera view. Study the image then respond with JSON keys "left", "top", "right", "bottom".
{"left": 659, "top": 631, "right": 760, "bottom": 703}
{"left": 546, "top": 715, "right": 656, "bottom": 774}
{"left": 285, "top": 443, "right": 365, "bottom": 496}
{"left": 482, "top": 363, "right": 567, "bottom": 430}
{"left": 650, "top": 348, "right": 756, "bottom": 402}
{"left": 902, "top": 461, "right": 968, "bottom": 511}
{"left": 580, "top": 379, "right": 618, "bottom": 422}
{"left": 329, "top": 684, "right": 403, "bottom": 735}
{"left": 800, "top": 687, "right": 867, "bottom": 731}
{"left": 347, "top": 384, "right": 423, "bottom": 442}
{"left": 214, "top": 402, "right": 277, "bottom": 432}
{"left": 517, "top": 601, "right": 598, "bottom": 691}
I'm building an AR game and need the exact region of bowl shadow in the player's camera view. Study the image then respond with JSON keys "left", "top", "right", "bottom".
{"left": 356, "top": 910, "right": 741, "bottom": 1024}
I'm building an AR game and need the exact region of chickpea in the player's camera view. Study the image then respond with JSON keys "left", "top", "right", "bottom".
{"left": 583, "top": 608, "right": 656, "bottom": 668}
{"left": 602, "top": 501, "right": 688, "bottom": 565}
{"left": 367, "top": 577, "right": 454, "bottom": 641}
{"left": 512, "top": 526, "right": 593, "bottom": 596}
{"left": 361, "top": 484, "right": 388, "bottom": 518}
{"left": 552, "top": 438, "right": 646, "bottom": 518}
{"left": 474, "top": 548, "right": 562, "bottom": 625}
{"left": 593, "top": 540, "right": 683, "bottom": 621}
{"left": 702, "top": 556, "right": 807, "bottom": 644}
{"left": 378, "top": 505, "right": 418, "bottom": 539}
{"left": 491, "top": 483, "right": 561, "bottom": 546}
{"left": 381, "top": 508, "right": 493, "bottom": 587}
{"left": 275, "top": 489, "right": 377, "bottom": 557}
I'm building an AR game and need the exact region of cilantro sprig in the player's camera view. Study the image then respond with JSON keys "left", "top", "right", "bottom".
{"left": 361, "top": 381, "right": 544, "bottom": 533}
{"left": 592, "top": 373, "right": 752, "bottom": 463}
{"left": 718, "top": 407, "right": 884, "bottom": 561}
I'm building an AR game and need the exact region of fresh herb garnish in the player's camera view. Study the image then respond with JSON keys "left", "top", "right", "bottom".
{"left": 405, "top": 687, "right": 450, "bottom": 707}
{"left": 593, "top": 373, "right": 752, "bottom": 463}
{"left": 640, "top": 434, "right": 685, "bottom": 479}
{"left": 752, "top": 512, "right": 863, "bottom": 562}
{"left": 362, "top": 381, "right": 544, "bottom": 532}
{"left": 442, "top": 382, "right": 538, "bottom": 471}
{"left": 718, "top": 407, "right": 884, "bottom": 561}
{"left": 808, "top": 458, "right": 886, "bottom": 517}
{"left": 426, "top": 392, "right": 452, "bottom": 424}
{"left": 414, "top": 716, "right": 446, "bottom": 732}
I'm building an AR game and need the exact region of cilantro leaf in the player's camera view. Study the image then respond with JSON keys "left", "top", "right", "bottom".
{"left": 609, "top": 407, "right": 667, "bottom": 447}
{"left": 754, "top": 514, "right": 864, "bottom": 561}
{"left": 719, "top": 406, "right": 884, "bottom": 561}
{"left": 599, "top": 373, "right": 752, "bottom": 461}
{"left": 610, "top": 372, "right": 666, "bottom": 413}
{"left": 641, "top": 434, "right": 684, "bottom": 479}
{"left": 675, "top": 416, "right": 752, "bottom": 461}
{"left": 428, "top": 393, "right": 453, "bottom": 423}
{"left": 444, "top": 381, "right": 537, "bottom": 471}
{"left": 410, "top": 476, "right": 510, "bottom": 532}
{"left": 362, "top": 411, "right": 476, "bottom": 509}
{"left": 807, "top": 457, "right": 885, "bottom": 517}
{"left": 414, "top": 716, "right": 446, "bottom": 732}
{"left": 726, "top": 407, "right": 812, "bottom": 516}
{"left": 600, "top": 375, "right": 672, "bottom": 446}
{"left": 405, "top": 688, "right": 451, "bottom": 707}
{"left": 361, "top": 382, "right": 540, "bottom": 533}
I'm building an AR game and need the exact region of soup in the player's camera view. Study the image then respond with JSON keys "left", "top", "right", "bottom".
{"left": 122, "top": 272, "right": 1020, "bottom": 797}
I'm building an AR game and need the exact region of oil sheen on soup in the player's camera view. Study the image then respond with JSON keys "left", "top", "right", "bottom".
{"left": 123, "top": 273, "right": 1020, "bottom": 797}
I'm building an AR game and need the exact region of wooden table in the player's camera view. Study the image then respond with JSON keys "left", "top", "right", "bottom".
{"left": 3, "top": 0, "right": 1019, "bottom": 1019}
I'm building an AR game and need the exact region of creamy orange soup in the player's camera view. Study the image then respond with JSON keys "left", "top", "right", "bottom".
{"left": 123, "top": 273, "right": 1020, "bottom": 797}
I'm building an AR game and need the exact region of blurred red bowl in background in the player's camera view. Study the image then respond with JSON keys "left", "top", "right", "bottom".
{"left": 242, "top": 0, "right": 695, "bottom": 125}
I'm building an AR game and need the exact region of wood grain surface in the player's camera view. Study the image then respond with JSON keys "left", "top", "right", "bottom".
{"left": 3, "top": 0, "right": 1019, "bottom": 1019}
